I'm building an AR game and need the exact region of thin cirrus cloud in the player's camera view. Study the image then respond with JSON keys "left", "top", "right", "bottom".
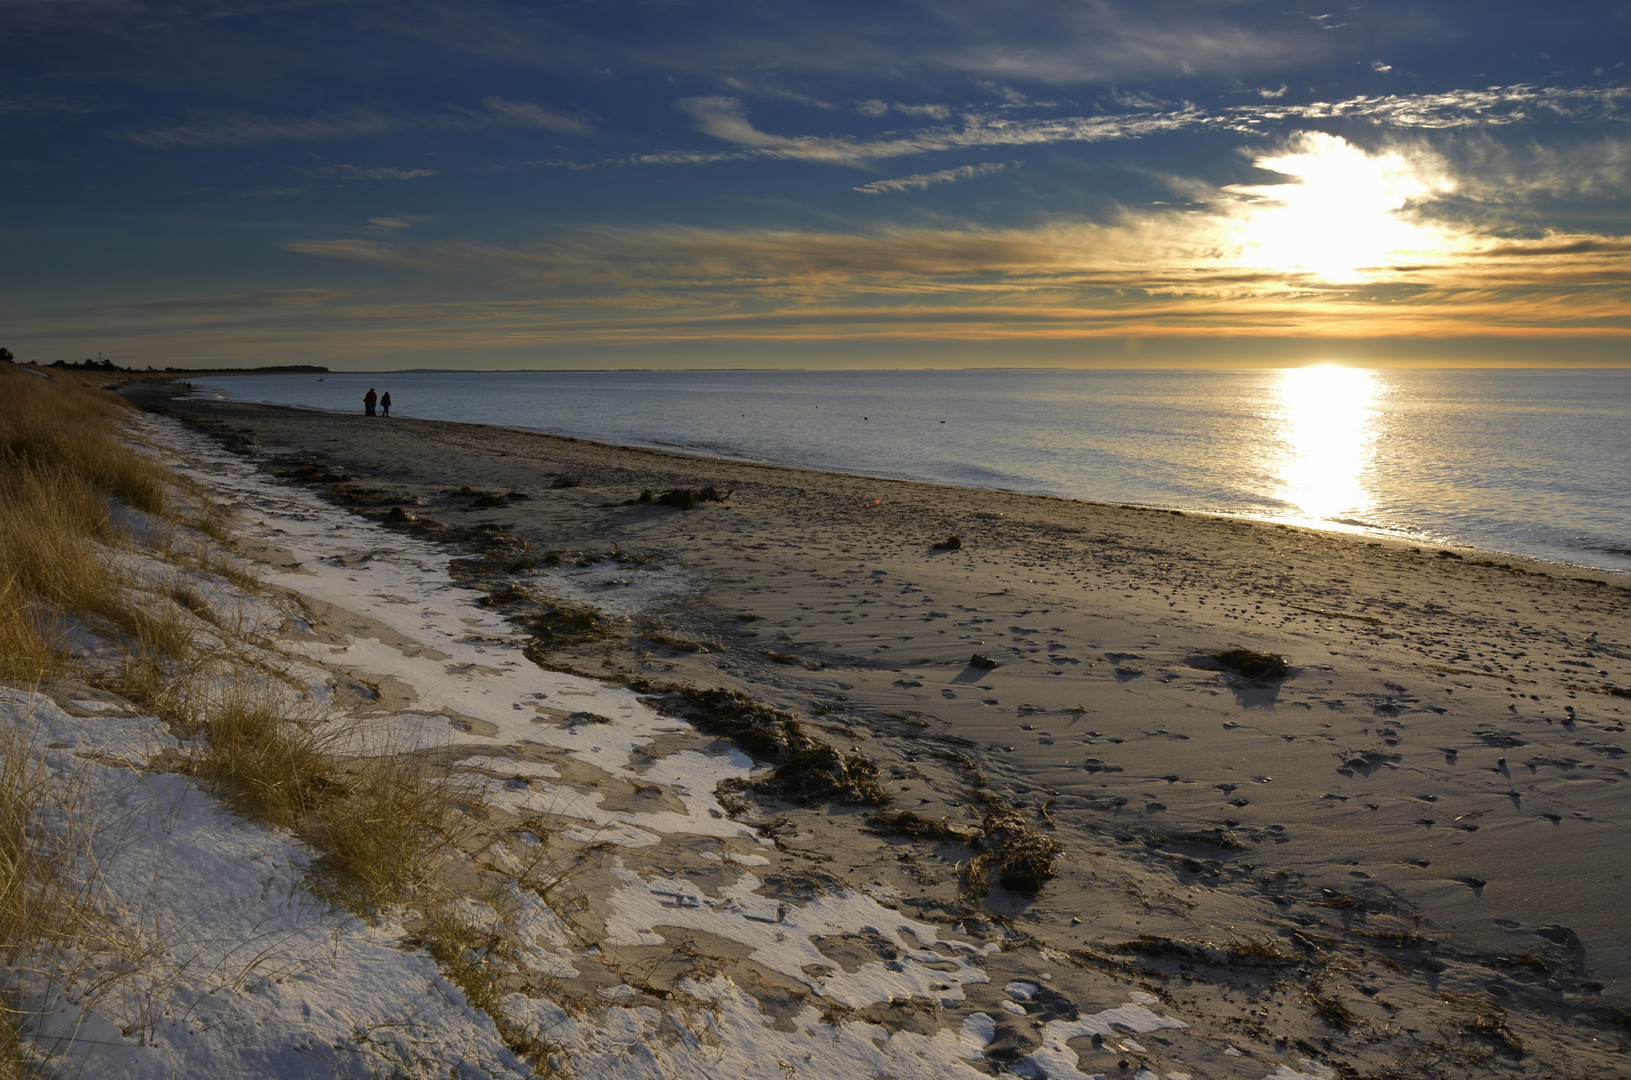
{"left": 670, "top": 84, "right": 1631, "bottom": 169}
{"left": 854, "top": 162, "right": 1009, "bottom": 194}
{"left": 115, "top": 96, "right": 588, "bottom": 149}
{"left": 301, "top": 164, "right": 440, "bottom": 181}
{"left": 675, "top": 95, "right": 1207, "bottom": 166}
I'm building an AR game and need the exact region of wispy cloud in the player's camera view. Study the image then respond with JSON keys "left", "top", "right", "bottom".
{"left": 303, "top": 164, "right": 440, "bottom": 181}
{"left": 368, "top": 215, "right": 437, "bottom": 230}
{"left": 854, "top": 162, "right": 1008, "bottom": 194}
{"left": 857, "top": 99, "right": 953, "bottom": 120}
{"left": 116, "top": 97, "right": 592, "bottom": 149}
{"left": 122, "top": 288, "right": 351, "bottom": 312}
{"left": 676, "top": 95, "right": 1206, "bottom": 166}
{"left": 118, "top": 108, "right": 400, "bottom": 149}
{"left": 1243, "top": 84, "right": 1631, "bottom": 129}
{"left": 665, "top": 85, "right": 1631, "bottom": 170}
{"left": 479, "top": 96, "right": 591, "bottom": 134}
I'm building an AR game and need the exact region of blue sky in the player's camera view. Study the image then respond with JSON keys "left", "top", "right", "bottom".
{"left": 3, "top": 0, "right": 1629, "bottom": 369}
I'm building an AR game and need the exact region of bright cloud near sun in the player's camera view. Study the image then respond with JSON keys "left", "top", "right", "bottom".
{"left": 1225, "top": 132, "right": 1455, "bottom": 283}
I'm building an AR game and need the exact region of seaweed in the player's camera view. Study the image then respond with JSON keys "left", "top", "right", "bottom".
{"left": 656, "top": 687, "right": 890, "bottom": 806}
{"left": 756, "top": 744, "right": 889, "bottom": 806}
{"left": 517, "top": 603, "right": 619, "bottom": 651}
{"left": 1307, "top": 988, "right": 1358, "bottom": 1031}
{"left": 931, "top": 535, "right": 962, "bottom": 550}
{"left": 635, "top": 487, "right": 732, "bottom": 509}
{"left": 1213, "top": 649, "right": 1289, "bottom": 680}
{"left": 978, "top": 810, "right": 1062, "bottom": 894}
{"left": 1113, "top": 936, "right": 1300, "bottom": 969}
{"left": 864, "top": 809, "right": 975, "bottom": 844}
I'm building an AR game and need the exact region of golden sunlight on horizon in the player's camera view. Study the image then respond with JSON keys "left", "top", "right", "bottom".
{"left": 1274, "top": 364, "right": 1380, "bottom": 524}
{"left": 1230, "top": 132, "right": 1452, "bottom": 283}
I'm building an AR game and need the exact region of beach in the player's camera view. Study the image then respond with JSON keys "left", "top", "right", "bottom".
{"left": 104, "top": 383, "right": 1631, "bottom": 1076}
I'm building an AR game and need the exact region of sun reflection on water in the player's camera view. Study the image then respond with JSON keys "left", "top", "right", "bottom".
{"left": 1275, "top": 366, "right": 1380, "bottom": 524}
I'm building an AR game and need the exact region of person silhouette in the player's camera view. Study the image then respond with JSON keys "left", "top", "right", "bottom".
{"left": 364, "top": 388, "right": 377, "bottom": 416}
{"left": 380, "top": 391, "right": 392, "bottom": 418}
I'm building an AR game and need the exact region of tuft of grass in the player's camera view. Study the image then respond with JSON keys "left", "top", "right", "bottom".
{"left": 310, "top": 753, "right": 447, "bottom": 910}
{"left": 0, "top": 718, "right": 102, "bottom": 1076}
{"left": 1213, "top": 649, "right": 1289, "bottom": 680}
{"left": 0, "top": 368, "right": 170, "bottom": 519}
{"left": 0, "top": 574, "right": 62, "bottom": 685}
{"left": 193, "top": 692, "right": 336, "bottom": 830}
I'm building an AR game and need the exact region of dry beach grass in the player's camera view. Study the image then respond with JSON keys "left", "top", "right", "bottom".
{"left": 0, "top": 369, "right": 462, "bottom": 1073}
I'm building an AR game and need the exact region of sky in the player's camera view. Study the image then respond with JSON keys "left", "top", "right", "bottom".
{"left": 2, "top": 0, "right": 1630, "bottom": 370}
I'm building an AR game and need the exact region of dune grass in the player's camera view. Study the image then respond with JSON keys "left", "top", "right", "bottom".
{"left": 0, "top": 367, "right": 520, "bottom": 1076}
{"left": 0, "top": 367, "right": 177, "bottom": 681}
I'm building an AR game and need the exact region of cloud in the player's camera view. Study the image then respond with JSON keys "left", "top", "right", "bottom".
{"left": 854, "top": 162, "right": 1008, "bottom": 194}
{"left": 368, "top": 215, "right": 437, "bottom": 230}
{"left": 117, "top": 108, "right": 402, "bottom": 149}
{"left": 116, "top": 97, "right": 591, "bottom": 149}
{"left": 122, "top": 289, "right": 349, "bottom": 312}
{"left": 479, "top": 96, "right": 592, "bottom": 134}
{"left": 1244, "top": 84, "right": 1631, "bottom": 129}
{"left": 858, "top": 100, "right": 951, "bottom": 120}
{"left": 677, "top": 95, "right": 1206, "bottom": 166}
{"left": 1415, "top": 134, "right": 1631, "bottom": 205}
{"left": 303, "top": 164, "right": 439, "bottom": 181}
{"left": 718, "top": 79, "right": 837, "bottom": 110}
{"left": 1258, "top": 85, "right": 1288, "bottom": 100}
{"left": 1371, "top": 60, "right": 1393, "bottom": 73}
{"left": 660, "top": 84, "right": 1631, "bottom": 171}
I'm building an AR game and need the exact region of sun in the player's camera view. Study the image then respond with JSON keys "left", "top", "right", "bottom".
{"left": 1228, "top": 132, "right": 1452, "bottom": 283}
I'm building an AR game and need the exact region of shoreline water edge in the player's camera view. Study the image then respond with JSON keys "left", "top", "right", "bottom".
{"left": 187, "top": 367, "right": 1631, "bottom": 578}
{"left": 13, "top": 378, "right": 1628, "bottom": 1078}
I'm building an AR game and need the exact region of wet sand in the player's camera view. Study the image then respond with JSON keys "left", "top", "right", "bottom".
{"left": 140, "top": 385, "right": 1631, "bottom": 1076}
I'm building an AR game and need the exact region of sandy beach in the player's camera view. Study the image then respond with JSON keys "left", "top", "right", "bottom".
{"left": 113, "top": 383, "right": 1631, "bottom": 1077}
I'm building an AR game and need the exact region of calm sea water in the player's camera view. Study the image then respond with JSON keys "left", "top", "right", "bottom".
{"left": 191, "top": 368, "right": 1631, "bottom": 573}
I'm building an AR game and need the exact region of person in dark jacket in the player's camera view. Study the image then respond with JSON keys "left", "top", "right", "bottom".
{"left": 364, "top": 388, "right": 377, "bottom": 416}
{"left": 380, "top": 391, "right": 392, "bottom": 418}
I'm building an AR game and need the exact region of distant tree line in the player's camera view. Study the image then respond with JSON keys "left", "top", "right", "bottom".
{"left": 0, "top": 349, "right": 328, "bottom": 375}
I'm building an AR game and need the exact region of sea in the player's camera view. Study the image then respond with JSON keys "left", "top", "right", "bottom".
{"left": 189, "top": 367, "right": 1631, "bottom": 575}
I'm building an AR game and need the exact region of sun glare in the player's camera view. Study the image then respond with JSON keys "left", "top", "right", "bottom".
{"left": 1275, "top": 365, "right": 1379, "bottom": 524}
{"left": 1230, "top": 132, "right": 1450, "bottom": 283}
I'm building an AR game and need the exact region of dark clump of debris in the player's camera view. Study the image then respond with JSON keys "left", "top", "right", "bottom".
{"left": 272, "top": 460, "right": 351, "bottom": 485}
{"left": 517, "top": 603, "right": 620, "bottom": 652}
{"left": 931, "top": 535, "right": 962, "bottom": 550}
{"left": 1213, "top": 649, "right": 1289, "bottom": 679}
{"left": 550, "top": 476, "right": 580, "bottom": 489}
{"left": 634, "top": 487, "right": 732, "bottom": 509}
{"left": 983, "top": 810, "right": 1063, "bottom": 893}
{"left": 864, "top": 809, "right": 975, "bottom": 844}
{"left": 760, "top": 744, "right": 887, "bottom": 806}
{"left": 658, "top": 687, "right": 888, "bottom": 806}
{"left": 969, "top": 653, "right": 998, "bottom": 669}
{"left": 963, "top": 810, "right": 1062, "bottom": 896}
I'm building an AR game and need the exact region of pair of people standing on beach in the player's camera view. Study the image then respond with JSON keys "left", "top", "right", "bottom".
{"left": 363, "top": 389, "right": 392, "bottom": 417}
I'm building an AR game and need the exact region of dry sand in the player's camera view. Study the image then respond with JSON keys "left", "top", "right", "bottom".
{"left": 137, "top": 385, "right": 1631, "bottom": 1077}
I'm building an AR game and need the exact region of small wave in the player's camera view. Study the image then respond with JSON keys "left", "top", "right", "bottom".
{"left": 1328, "top": 517, "right": 1384, "bottom": 529}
